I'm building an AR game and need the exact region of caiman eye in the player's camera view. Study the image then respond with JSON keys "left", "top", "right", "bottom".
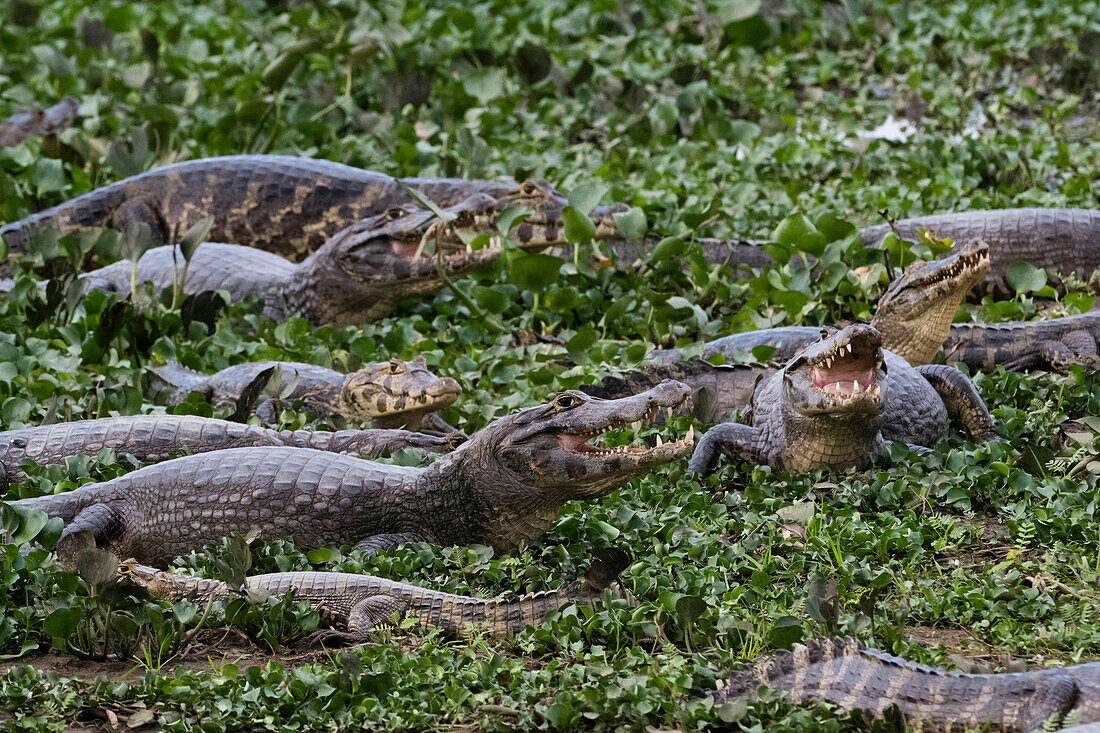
{"left": 554, "top": 393, "right": 582, "bottom": 409}
{"left": 519, "top": 181, "right": 540, "bottom": 197}
{"left": 388, "top": 360, "right": 404, "bottom": 374}
{"left": 384, "top": 207, "right": 407, "bottom": 221}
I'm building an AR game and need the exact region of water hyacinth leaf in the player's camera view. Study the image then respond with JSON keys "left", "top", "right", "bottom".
{"left": 177, "top": 216, "right": 213, "bottom": 262}
{"left": 43, "top": 607, "right": 81, "bottom": 640}
{"left": 507, "top": 253, "right": 563, "bottom": 291}
{"left": 647, "top": 236, "right": 688, "bottom": 263}
{"left": 567, "top": 183, "right": 608, "bottom": 216}
{"left": 5, "top": 504, "right": 49, "bottom": 545}
{"left": 613, "top": 207, "right": 646, "bottom": 240}
{"left": 76, "top": 547, "right": 118, "bottom": 589}
{"left": 772, "top": 213, "right": 826, "bottom": 256}
{"left": 1006, "top": 262, "right": 1047, "bottom": 295}
{"left": 562, "top": 206, "right": 596, "bottom": 244}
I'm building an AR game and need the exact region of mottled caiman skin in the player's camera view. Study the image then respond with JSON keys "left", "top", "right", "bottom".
{"left": 861, "top": 208, "right": 1100, "bottom": 293}
{"left": 688, "top": 325, "right": 998, "bottom": 473}
{"left": 0, "top": 154, "right": 623, "bottom": 261}
{"left": 713, "top": 637, "right": 1100, "bottom": 732}
{"left": 14, "top": 381, "right": 693, "bottom": 566}
{"left": 944, "top": 311, "right": 1100, "bottom": 372}
{"left": 119, "top": 549, "right": 630, "bottom": 643}
{"left": 81, "top": 198, "right": 504, "bottom": 326}
{"left": 0, "top": 414, "right": 457, "bottom": 484}
{"left": 150, "top": 355, "right": 461, "bottom": 433}
{"left": 649, "top": 240, "right": 990, "bottom": 367}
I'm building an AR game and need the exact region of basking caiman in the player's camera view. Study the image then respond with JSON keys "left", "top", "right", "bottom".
{"left": 0, "top": 154, "right": 622, "bottom": 261}
{"left": 0, "top": 415, "right": 458, "bottom": 485}
{"left": 119, "top": 549, "right": 631, "bottom": 644}
{"left": 943, "top": 311, "right": 1100, "bottom": 372}
{"left": 861, "top": 208, "right": 1100, "bottom": 293}
{"left": 713, "top": 637, "right": 1100, "bottom": 733}
{"left": 13, "top": 381, "right": 693, "bottom": 566}
{"left": 688, "top": 324, "right": 998, "bottom": 473}
{"left": 150, "top": 355, "right": 461, "bottom": 432}
{"left": 80, "top": 197, "right": 502, "bottom": 326}
{"left": 649, "top": 240, "right": 990, "bottom": 367}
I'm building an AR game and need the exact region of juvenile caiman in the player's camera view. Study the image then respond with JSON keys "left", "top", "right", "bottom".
{"left": 150, "top": 355, "right": 461, "bottom": 432}
{"left": 0, "top": 415, "right": 458, "bottom": 485}
{"left": 0, "top": 154, "right": 622, "bottom": 261}
{"left": 80, "top": 196, "right": 503, "bottom": 326}
{"left": 13, "top": 381, "right": 694, "bottom": 566}
{"left": 712, "top": 637, "right": 1100, "bottom": 733}
{"left": 688, "top": 324, "right": 998, "bottom": 473}
{"left": 118, "top": 549, "right": 631, "bottom": 644}
{"left": 649, "top": 239, "right": 990, "bottom": 367}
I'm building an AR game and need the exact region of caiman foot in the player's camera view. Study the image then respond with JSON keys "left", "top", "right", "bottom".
{"left": 306, "top": 628, "right": 365, "bottom": 647}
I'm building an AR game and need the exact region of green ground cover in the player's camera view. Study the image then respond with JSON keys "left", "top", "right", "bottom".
{"left": 0, "top": 0, "right": 1098, "bottom": 729}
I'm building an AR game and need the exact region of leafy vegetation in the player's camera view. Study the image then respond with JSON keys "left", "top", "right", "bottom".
{"left": 1, "top": 0, "right": 1099, "bottom": 729}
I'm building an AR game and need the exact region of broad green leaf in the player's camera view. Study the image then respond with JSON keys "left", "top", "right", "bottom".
{"left": 178, "top": 216, "right": 214, "bottom": 262}
{"left": 562, "top": 206, "right": 596, "bottom": 243}
{"left": 567, "top": 183, "right": 608, "bottom": 215}
{"left": 1006, "top": 261, "right": 1047, "bottom": 295}
{"left": 306, "top": 548, "right": 332, "bottom": 564}
{"left": 507, "top": 253, "right": 563, "bottom": 291}
{"left": 613, "top": 207, "right": 647, "bottom": 240}
{"left": 772, "top": 213, "right": 826, "bottom": 256}
{"left": 463, "top": 67, "right": 506, "bottom": 103}
{"left": 43, "top": 607, "right": 81, "bottom": 639}
{"left": 647, "top": 236, "right": 688, "bottom": 263}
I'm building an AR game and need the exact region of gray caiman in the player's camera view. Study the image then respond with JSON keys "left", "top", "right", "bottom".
{"left": 0, "top": 414, "right": 459, "bottom": 485}
{"left": 943, "top": 311, "right": 1100, "bottom": 372}
{"left": 712, "top": 636, "right": 1100, "bottom": 733}
{"left": 12, "top": 381, "right": 694, "bottom": 566}
{"left": 79, "top": 196, "right": 504, "bottom": 326}
{"left": 0, "top": 154, "right": 622, "bottom": 261}
{"left": 118, "top": 549, "right": 631, "bottom": 644}
{"left": 688, "top": 324, "right": 998, "bottom": 473}
{"left": 150, "top": 355, "right": 461, "bottom": 432}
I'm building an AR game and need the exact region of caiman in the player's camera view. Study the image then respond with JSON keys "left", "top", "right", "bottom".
{"left": 712, "top": 637, "right": 1100, "bottom": 733}
{"left": 118, "top": 549, "right": 631, "bottom": 644}
{"left": 0, "top": 415, "right": 459, "bottom": 485}
{"left": 943, "top": 311, "right": 1100, "bottom": 372}
{"left": 688, "top": 324, "right": 998, "bottom": 474}
{"left": 0, "top": 154, "right": 622, "bottom": 261}
{"left": 80, "top": 196, "right": 503, "bottom": 326}
{"left": 648, "top": 239, "right": 990, "bottom": 367}
{"left": 0, "top": 97, "right": 79, "bottom": 147}
{"left": 150, "top": 355, "right": 461, "bottom": 433}
{"left": 12, "top": 381, "right": 694, "bottom": 566}
{"left": 861, "top": 208, "right": 1100, "bottom": 293}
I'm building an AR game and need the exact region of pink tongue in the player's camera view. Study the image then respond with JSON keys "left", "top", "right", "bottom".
{"left": 391, "top": 241, "right": 421, "bottom": 259}
{"left": 558, "top": 434, "right": 592, "bottom": 452}
{"left": 812, "top": 367, "right": 874, "bottom": 389}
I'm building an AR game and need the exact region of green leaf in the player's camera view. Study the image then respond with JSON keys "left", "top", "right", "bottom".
{"left": 562, "top": 206, "right": 596, "bottom": 244}
{"left": 76, "top": 548, "right": 118, "bottom": 588}
{"left": 713, "top": 0, "right": 761, "bottom": 24}
{"left": 172, "top": 601, "right": 198, "bottom": 624}
{"left": 675, "top": 594, "right": 706, "bottom": 627}
{"left": 306, "top": 548, "right": 332, "bottom": 564}
{"left": 463, "top": 67, "right": 506, "bottom": 103}
{"left": 43, "top": 607, "right": 81, "bottom": 639}
{"left": 718, "top": 699, "right": 748, "bottom": 723}
{"left": 613, "top": 207, "right": 647, "bottom": 240}
{"left": 772, "top": 213, "right": 826, "bottom": 256}
{"left": 768, "top": 616, "right": 803, "bottom": 648}
{"left": 567, "top": 183, "right": 608, "bottom": 216}
{"left": 813, "top": 213, "right": 857, "bottom": 242}
{"left": 6, "top": 504, "right": 49, "bottom": 545}
{"left": 647, "top": 236, "right": 688, "bottom": 263}
{"left": 178, "top": 216, "right": 214, "bottom": 262}
{"left": 507, "top": 253, "right": 563, "bottom": 291}
{"left": 1005, "top": 261, "right": 1047, "bottom": 295}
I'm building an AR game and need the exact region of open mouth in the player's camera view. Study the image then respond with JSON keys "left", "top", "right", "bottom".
{"left": 557, "top": 403, "right": 694, "bottom": 455}
{"left": 806, "top": 341, "right": 883, "bottom": 401}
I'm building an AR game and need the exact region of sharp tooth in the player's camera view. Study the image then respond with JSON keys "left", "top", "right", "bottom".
{"left": 687, "top": 425, "right": 694, "bottom": 441}
{"left": 655, "top": 434, "right": 663, "bottom": 446}
{"left": 845, "top": 343, "right": 852, "bottom": 354}
{"left": 631, "top": 420, "right": 641, "bottom": 432}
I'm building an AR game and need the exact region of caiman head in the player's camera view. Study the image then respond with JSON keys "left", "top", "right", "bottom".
{"left": 341, "top": 355, "right": 461, "bottom": 430}
{"left": 297, "top": 195, "right": 504, "bottom": 326}
{"left": 436, "top": 380, "right": 693, "bottom": 552}
{"left": 781, "top": 323, "right": 887, "bottom": 424}
{"left": 871, "top": 239, "right": 989, "bottom": 364}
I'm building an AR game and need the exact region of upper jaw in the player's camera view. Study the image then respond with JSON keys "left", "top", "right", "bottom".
{"left": 787, "top": 327, "right": 887, "bottom": 415}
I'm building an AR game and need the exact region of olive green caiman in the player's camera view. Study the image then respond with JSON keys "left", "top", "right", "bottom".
{"left": 150, "top": 355, "right": 461, "bottom": 433}
{"left": 688, "top": 324, "right": 998, "bottom": 473}
{"left": 712, "top": 637, "right": 1100, "bottom": 733}
{"left": 0, "top": 415, "right": 458, "bottom": 485}
{"left": 0, "top": 154, "right": 622, "bottom": 261}
{"left": 13, "top": 381, "right": 693, "bottom": 566}
{"left": 80, "top": 197, "right": 503, "bottom": 326}
{"left": 648, "top": 239, "right": 990, "bottom": 367}
{"left": 118, "top": 549, "right": 631, "bottom": 644}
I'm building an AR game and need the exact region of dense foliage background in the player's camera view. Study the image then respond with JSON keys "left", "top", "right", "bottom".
{"left": 0, "top": 0, "right": 1098, "bottom": 729}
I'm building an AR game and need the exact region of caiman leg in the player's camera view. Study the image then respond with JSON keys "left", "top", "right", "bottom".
{"left": 418, "top": 412, "right": 464, "bottom": 437}
{"left": 352, "top": 532, "right": 432, "bottom": 555}
{"left": 915, "top": 365, "right": 999, "bottom": 442}
{"left": 1006, "top": 330, "right": 1099, "bottom": 372}
{"left": 310, "top": 595, "right": 409, "bottom": 646}
{"left": 688, "top": 423, "right": 763, "bottom": 475}
{"left": 56, "top": 508, "right": 128, "bottom": 565}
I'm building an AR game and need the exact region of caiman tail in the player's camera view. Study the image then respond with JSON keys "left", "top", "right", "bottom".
{"left": 713, "top": 637, "right": 1086, "bottom": 733}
